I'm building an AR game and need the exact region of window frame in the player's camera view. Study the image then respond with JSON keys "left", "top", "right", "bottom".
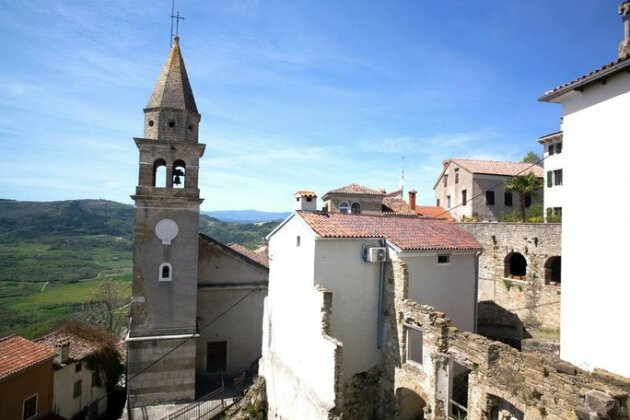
{"left": 404, "top": 324, "right": 424, "bottom": 366}
{"left": 485, "top": 191, "right": 495, "bottom": 206}
{"left": 553, "top": 169, "right": 563, "bottom": 186}
{"left": 548, "top": 144, "right": 555, "bottom": 155}
{"left": 22, "top": 393, "right": 37, "bottom": 420}
{"left": 350, "top": 202, "right": 361, "bottom": 214}
{"left": 504, "top": 191, "right": 513, "bottom": 207}
{"left": 339, "top": 201, "right": 350, "bottom": 214}
{"left": 159, "top": 262, "right": 173, "bottom": 282}
{"left": 462, "top": 189, "right": 467, "bottom": 206}
{"left": 437, "top": 255, "right": 451, "bottom": 265}
{"left": 73, "top": 379, "right": 82, "bottom": 399}
{"left": 454, "top": 168, "right": 459, "bottom": 184}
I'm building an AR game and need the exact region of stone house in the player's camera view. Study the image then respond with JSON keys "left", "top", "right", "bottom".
{"left": 537, "top": 131, "right": 564, "bottom": 221}
{"left": 320, "top": 183, "right": 416, "bottom": 216}
{"left": 259, "top": 197, "right": 481, "bottom": 419}
{"left": 539, "top": 1, "right": 630, "bottom": 378}
{"left": 0, "top": 335, "right": 54, "bottom": 420}
{"left": 434, "top": 158, "right": 544, "bottom": 221}
{"left": 126, "top": 37, "right": 269, "bottom": 408}
{"left": 37, "top": 328, "right": 110, "bottom": 419}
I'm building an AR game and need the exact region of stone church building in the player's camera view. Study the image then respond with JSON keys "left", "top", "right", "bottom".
{"left": 126, "top": 37, "right": 268, "bottom": 407}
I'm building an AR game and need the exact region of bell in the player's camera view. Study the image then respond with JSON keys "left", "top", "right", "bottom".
{"left": 173, "top": 175, "right": 182, "bottom": 186}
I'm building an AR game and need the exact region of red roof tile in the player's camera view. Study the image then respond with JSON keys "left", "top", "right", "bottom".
{"left": 295, "top": 190, "right": 317, "bottom": 198}
{"left": 227, "top": 242, "right": 269, "bottom": 268}
{"left": 415, "top": 206, "right": 455, "bottom": 221}
{"left": 324, "top": 183, "right": 385, "bottom": 196}
{"left": 0, "top": 335, "right": 54, "bottom": 380}
{"left": 36, "top": 330, "right": 104, "bottom": 363}
{"left": 450, "top": 158, "right": 544, "bottom": 178}
{"left": 298, "top": 211, "right": 480, "bottom": 251}
{"left": 382, "top": 197, "right": 417, "bottom": 216}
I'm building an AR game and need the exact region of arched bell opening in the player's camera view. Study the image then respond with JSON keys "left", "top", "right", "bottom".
{"left": 153, "top": 159, "right": 167, "bottom": 188}
{"left": 173, "top": 160, "right": 186, "bottom": 189}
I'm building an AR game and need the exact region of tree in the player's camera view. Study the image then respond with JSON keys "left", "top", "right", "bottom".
{"left": 505, "top": 172, "right": 543, "bottom": 222}
{"left": 522, "top": 151, "right": 542, "bottom": 165}
{"left": 87, "top": 280, "right": 127, "bottom": 337}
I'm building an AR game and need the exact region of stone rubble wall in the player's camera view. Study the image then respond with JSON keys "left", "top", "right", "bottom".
{"left": 384, "top": 257, "right": 630, "bottom": 420}
{"left": 458, "top": 222, "right": 562, "bottom": 331}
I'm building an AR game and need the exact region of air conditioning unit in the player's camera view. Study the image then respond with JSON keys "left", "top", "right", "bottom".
{"left": 366, "top": 247, "right": 387, "bottom": 263}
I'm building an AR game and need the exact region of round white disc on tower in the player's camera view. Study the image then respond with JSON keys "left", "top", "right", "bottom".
{"left": 155, "top": 219, "right": 179, "bottom": 245}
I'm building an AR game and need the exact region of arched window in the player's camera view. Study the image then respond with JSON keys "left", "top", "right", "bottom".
{"left": 544, "top": 256, "right": 561, "bottom": 284}
{"left": 339, "top": 201, "right": 349, "bottom": 214}
{"left": 504, "top": 252, "right": 527, "bottom": 279}
{"left": 172, "top": 160, "right": 186, "bottom": 189}
{"left": 153, "top": 159, "right": 167, "bottom": 187}
{"left": 351, "top": 202, "right": 361, "bottom": 214}
{"left": 159, "top": 262, "right": 172, "bottom": 282}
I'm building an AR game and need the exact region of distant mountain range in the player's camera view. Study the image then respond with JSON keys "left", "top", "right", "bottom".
{"left": 205, "top": 209, "right": 291, "bottom": 223}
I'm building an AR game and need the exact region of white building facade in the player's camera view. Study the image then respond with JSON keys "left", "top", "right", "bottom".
{"left": 538, "top": 131, "right": 564, "bottom": 220}
{"left": 540, "top": 1, "right": 630, "bottom": 378}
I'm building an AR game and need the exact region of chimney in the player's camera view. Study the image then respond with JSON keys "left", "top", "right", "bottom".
{"left": 620, "top": 1, "right": 630, "bottom": 59}
{"left": 54, "top": 340, "right": 70, "bottom": 364}
{"left": 295, "top": 191, "right": 317, "bottom": 211}
{"left": 408, "top": 189, "right": 417, "bottom": 211}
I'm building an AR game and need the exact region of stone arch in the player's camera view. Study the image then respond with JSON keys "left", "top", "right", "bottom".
{"left": 153, "top": 158, "right": 167, "bottom": 187}
{"left": 396, "top": 387, "right": 426, "bottom": 420}
{"left": 172, "top": 160, "right": 186, "bottom": 188}
{"left": 504, "top": 252, "right": 527, "bottom": 279}
{"left": 351, "top": 201, "right": 361, "bottom": 214}
{"left": 339, "top": 201, "right": 349, "bottom": 214}
{"left": 544, "top": 256, "right": 561, "bottom": 284}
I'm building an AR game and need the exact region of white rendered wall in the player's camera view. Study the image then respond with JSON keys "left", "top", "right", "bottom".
{"left": 315, "top": 239, "right": 382, "bottom": 381}
{"left": 53, "top": 362, "right": 107, "bottom": 419}
{"left": 404, "top": 252, "right": 477, "bottom": 333}
{"left": 261, "top": 216, "right": 340, "bottom": 418}
{"left": 542, "top": 140, "right": 564, "bottom": 212}
{"left": 555, "top": 73, "right": 630, "bottom": 377}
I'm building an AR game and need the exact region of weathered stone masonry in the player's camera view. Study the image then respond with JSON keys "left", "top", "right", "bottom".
{"left": 380, "top": 257, "right": 630, "bottom": 420}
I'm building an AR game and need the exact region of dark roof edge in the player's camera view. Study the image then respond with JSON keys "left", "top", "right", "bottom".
{"left": 539, "top": 59, "right": 630, "bottom": 102}
{"left": 198, "top": 233, "right": 269, "bottom": 272}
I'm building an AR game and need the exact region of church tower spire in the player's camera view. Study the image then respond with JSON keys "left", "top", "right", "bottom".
{"left": 127, "top": 37, "right": 204, "bottom": 407}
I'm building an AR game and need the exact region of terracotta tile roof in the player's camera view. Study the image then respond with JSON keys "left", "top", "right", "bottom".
{"left": 382, "top": 197, "right": 417, "bottom": 216}
{"left": 385, "top": 189, "right": 402, "bottom": 198}
{"left": 450, "top": 158, "right": 544, "bottom": 178}
{"left": 298, "top": 211, "right": 480, "bottom": 251}
{"left": 540, "top": 57, "right": 630, "bottom": 102}
{"left": 415, "top": 206, "right": 455, "bottom": 221}
{"left": 0, "top": 335, "right": 54, "bottom": 380}
{"left": 295, "top": 190, "right": 317, "bottom": 198}
{"left": 324, "top": 183, "right": 385, "bottom": 196}
{"left": 36, "top": 330, "right": 104, "bottom": 363}
{"left": 227, "top": 242, "right": 269, "bottom": 268}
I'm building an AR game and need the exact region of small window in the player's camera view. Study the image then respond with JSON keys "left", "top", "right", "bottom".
{"left": 485, "top": 191, "right": 495, "bottom": 205}
{"left": 159, "top": 263, "right": 172, "bottom": 282}
{"left": 436, "top": 199, "right": 440, "bottom": 207}
{"left": 306, "top": 196, "right": 312, "bottom": 202}
{"left": 207, "top": 341, "right": 227, "bottom": 373}
{"left": 22, "top": 394, "right": 37, "bottom": 420}
{"left": 547, "top": 171, "right": 553, "bottom": 188}
{"left": 405, "top": 326, "right": 423, "bottom": 365}
{"left": 504, "top": 191, "right": 513, "bottom": 207}
{"left": 462, "top": 190, "right": 467, "bottom": 206}
{"left": 443, "top": 174, "right": 448, "bottom": 187}
{"left": 454, "top": 168, "right": 459, "bottom": 184}
{"left": 437, "top": 255, "right": 450, "bottom": 264}
{"left": 525, "top": 193, "right": 532, "bottom": 208}
{"left": 447, "top": 195, "right": 452, "bottom": 208}
{"left": 73, "top": 379, "right": 82, "bottom": 398}
{"left": 75, "top": 362, "right": 82, "bottom": 372}
{"left": 339, "top": 201, "right": 349, "bottom": 214}
{"left": 351, "top": 202, "right": 361, "bottom": 214}
{"left": 296, "top": 236, "right": 301, "bottom": 247}
{"left": 296, "top": 197, "right": 299, "bottom": 202}
{"left": 553, "top": 169, "right": 563, "bottom": 186}
{"left": 549, "top": 144, "right": 555, "bottom": 155}
{"left": 556, "top": 142, "right": 562, "bottom": 154}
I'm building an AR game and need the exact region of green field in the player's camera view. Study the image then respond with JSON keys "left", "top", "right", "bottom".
{"left": 0, "top": 273, "right": 131, "bottom": 339}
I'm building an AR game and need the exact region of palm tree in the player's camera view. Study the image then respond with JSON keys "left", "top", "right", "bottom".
{"left": 505, "top": 172, "right": 543, "bottom": 222}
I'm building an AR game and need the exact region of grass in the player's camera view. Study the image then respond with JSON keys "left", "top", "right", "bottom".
{"left": 0, "top": 274, "right": 131, "bottom": 339}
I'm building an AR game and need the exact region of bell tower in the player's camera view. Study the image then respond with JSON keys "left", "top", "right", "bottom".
{"left": 127, "top": 36, "right": 205, "bottom": 406}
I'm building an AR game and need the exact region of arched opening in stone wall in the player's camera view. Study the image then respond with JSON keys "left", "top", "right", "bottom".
{"left": 487, "top": 394, "right": 524, "bottom": 420}
{"left": 153, "top": 159, "right": 167, "bottom": 187}
{"left": 545, "top": 256, "right": 561, "bottom": 284}
{"left": 504, "top": 252, "right": 527, "bottom": 280}
{"left": 172, "top": 160, "right": 186, "bottom": 189}
{"left": 396, "top": 387, "right": 426, "bottom": 420}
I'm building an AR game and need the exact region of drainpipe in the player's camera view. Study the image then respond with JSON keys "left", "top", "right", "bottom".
{"left": 377, "top": 238, "right": 386, "bottom": 349}
{"left": 474, "top": 250, "right": 482, "bottom": 334}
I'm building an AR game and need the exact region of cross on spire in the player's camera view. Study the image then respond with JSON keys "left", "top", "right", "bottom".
{"left": 170, "top": 0, "right": 185, "bottom": 46}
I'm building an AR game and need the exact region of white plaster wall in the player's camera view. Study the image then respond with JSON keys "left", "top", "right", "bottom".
{"left": 404, "top": 252, "right": 477, "bottom": 332}
{"left": 53, "top": 362, "right": 107, "bottom": 419}
{"left": 542, "top": 141, "right": 564, "bottom": 211}
{"left": 261, "top": 215, "right": 340, "bottom": 418}
{"left": 315, "top": 239, "right": 382, "bottom": 381}
{"left": 555, "top": 72, "right": 630, "bottom": 377}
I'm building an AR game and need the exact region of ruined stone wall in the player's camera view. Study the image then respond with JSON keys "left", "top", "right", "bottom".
{"left": 458, "top": 222, "right": 562, "bottom": 331}
{"left": 382, "top": 257, "right": 630, "bottom": 420}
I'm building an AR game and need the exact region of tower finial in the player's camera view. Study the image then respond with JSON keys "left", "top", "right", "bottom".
{"left": 170, "top": 0, "right": 185, "bottom": 47}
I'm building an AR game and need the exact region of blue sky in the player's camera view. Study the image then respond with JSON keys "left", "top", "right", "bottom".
{"left": 0, "top": 1, "right": 623, "bottom": 211}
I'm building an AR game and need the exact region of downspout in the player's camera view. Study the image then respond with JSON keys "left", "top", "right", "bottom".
{"left": 126, "top": 318, "right": 132, "bottom": 420}
{"left": 474, "top": 250, "right": 482, "bottom": 334}
{"left": 377, "top": 238, "right": 386, "bottom": 349}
